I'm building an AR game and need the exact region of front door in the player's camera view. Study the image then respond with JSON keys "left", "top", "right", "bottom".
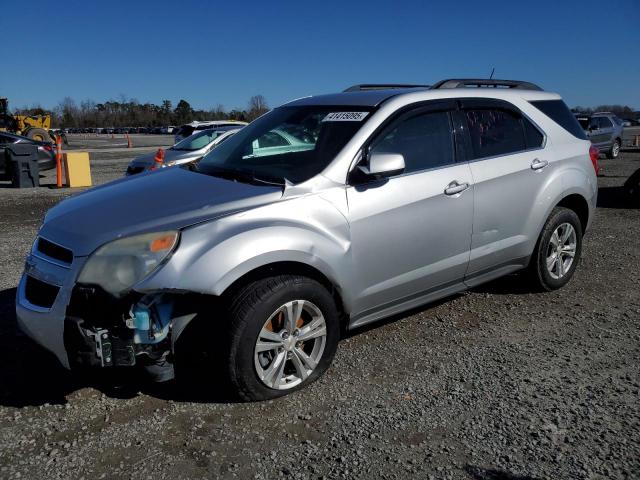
{"left": 346, "top": 103, "right": 473, "bottom": 319}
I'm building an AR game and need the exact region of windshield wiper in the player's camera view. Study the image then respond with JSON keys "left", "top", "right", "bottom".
{"left": 201, "top": 166, "right": 285, "bottom": 186}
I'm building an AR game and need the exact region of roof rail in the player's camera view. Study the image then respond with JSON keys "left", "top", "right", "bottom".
{"left": 343, "top": 84, "right": 430, "bottom": 92}
{"left": 430, "top": 79, "right": 543, "bottom": 91}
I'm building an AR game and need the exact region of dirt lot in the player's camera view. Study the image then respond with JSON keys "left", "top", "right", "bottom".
{"left": 0, "top": 138, "right": 638, "bottom": 480}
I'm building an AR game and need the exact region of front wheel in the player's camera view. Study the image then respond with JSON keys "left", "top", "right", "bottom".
{"left": 225, "top": 275, "right": 340, "bottom": 401}
{"left": 25, "top": 127, "right": 50, "bottom": 143}
{"left": 528, "top": 207, "right": 583, "bottom": 291}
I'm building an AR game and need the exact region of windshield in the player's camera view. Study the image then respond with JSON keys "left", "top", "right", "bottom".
{"left": 195, "top": 106, "right": 373, "bottom": 184}
{"left": 173, "top": 129, "right": 225, "bottom": 151}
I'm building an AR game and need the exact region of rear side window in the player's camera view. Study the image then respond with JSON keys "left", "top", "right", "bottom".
{"left": 371, "top": 110, "right": 454, "bottom": 173}
{"left": 464, "top": 109, "right": 526, "bottom": 159}
{"left": 530, "top": 100, "right": 588, "bottom": 140}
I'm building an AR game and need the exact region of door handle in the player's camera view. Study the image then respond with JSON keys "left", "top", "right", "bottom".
{"left": 530, "top": 158, "right": 549, "bottom": 171}
{"left": 444, "top": 181, "right": 470, "bottom": 196}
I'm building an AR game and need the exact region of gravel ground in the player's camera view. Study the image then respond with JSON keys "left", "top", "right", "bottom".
{"left": 0, "top": 140, "right": 638, "bottom": 480}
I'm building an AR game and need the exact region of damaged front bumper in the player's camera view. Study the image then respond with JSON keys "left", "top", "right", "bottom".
{"left": 16, "top": 253, "right": 195, "bottom": 381}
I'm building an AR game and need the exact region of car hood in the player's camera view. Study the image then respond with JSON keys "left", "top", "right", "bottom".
{"left": 129, "top": 148, "right": 201, "bottom": 168}
{"left": 40, "top": 167, "right": 283, "bottom": 256}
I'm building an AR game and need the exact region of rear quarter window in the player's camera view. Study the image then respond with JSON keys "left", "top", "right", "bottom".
{"left": 523, "top": 117, "right": 544, "bottom": 149}
{"left": 530, "top": 100, "right": 588, "bottom": 140}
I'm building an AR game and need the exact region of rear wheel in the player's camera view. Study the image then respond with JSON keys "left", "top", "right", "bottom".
{"left": 528, "top": 207, "right": 583, "bottom": 291}
{"left": 607, "top": 139, "right": 620, "bottom": 159}
{"left": 225, "top": 275, "right": 340, "bottom": 401}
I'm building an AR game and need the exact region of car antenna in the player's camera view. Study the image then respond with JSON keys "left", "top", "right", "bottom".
{"left": 489, "top": 67, "right": 495, "bottom": 79}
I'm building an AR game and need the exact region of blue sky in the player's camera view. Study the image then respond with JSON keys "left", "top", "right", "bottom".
{"left": 2, "top": 0, "right": 639, "bottom": 111}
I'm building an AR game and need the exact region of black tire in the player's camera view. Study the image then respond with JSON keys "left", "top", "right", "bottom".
{"left": 25, "top": 128, "right": 50, "bottom": 143}
{"left": 528, "top": 207, "right": 583, "bottom": 291}
{"left": 225, "top": 275, "right": 340, "bottom": 401}
{"left": 606, "top": 139, "right": 620, "bottom": 159}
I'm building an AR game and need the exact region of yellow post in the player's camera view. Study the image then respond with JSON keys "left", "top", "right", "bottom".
{"left": 63, "top": 152, "right": 92, "bottom": 187}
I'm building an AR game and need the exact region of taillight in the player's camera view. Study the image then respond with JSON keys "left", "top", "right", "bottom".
{"left": 589, "top": 145, "right": 600, "bottom": 176}
{"left": 42, "top": 145, "right": 53, "bottom": 152}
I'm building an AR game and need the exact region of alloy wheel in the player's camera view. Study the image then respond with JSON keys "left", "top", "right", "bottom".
{"left": 254, "top": 300, "right": 327, "bottom": 390}
{"left": 546, "top": 222, "right": 577, "bottom": 280}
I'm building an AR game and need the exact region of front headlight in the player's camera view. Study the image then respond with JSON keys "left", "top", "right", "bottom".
{"left": 78, "top": 231, "right": 179, "bottom": 296}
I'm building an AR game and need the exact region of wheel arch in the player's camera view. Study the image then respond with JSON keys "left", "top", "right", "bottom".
{"left": 555, "top": 193, "right": 590, "bottom": 234}
{"left": 219, "top": 260, "right": 348, "bottom": 321}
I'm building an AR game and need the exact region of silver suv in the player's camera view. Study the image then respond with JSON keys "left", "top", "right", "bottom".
{"left": 17, "top": 79, "right": 598, "bottom": 401}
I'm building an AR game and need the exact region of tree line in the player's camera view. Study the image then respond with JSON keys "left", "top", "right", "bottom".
{"left": 570, "top": 104, "right": 637, "bottom": 118}
{"left": 15, "top": 95, "right": 270, "bottom": 128}
{"left": 15, "top": 98, "right": 637, "bottom": 128}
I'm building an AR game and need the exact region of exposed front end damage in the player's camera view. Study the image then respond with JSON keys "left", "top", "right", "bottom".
{"left": 64, "top": 286, "right": 197, "bottom": 381}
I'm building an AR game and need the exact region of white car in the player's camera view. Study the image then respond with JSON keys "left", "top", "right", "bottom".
{"left": 126, "top": 127, "right": 241, "bottom": 175}
{"left": 174, "top": 120, "right": 248, "bottom": 144}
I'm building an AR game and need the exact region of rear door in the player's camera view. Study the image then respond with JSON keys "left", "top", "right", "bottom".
{"left": 459, "top": 98, "right": 547, "bottom": 281}
{"left": 595, "top": 116, "right": 614, "bottom": 148}
{"left": 588, "top": 117, "right": 609, "bottom": 148}
{"left": 346, "top": 101, "right": 474, "bottom": 317}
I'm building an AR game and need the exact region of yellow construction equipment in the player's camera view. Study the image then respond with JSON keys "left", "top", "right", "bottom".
{"left": 0, "top": 97, "right": 52, "bottom": 142}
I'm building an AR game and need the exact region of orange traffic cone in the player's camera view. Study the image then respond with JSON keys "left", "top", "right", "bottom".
{"left": 55, "top": 135, "right": 63, "bottom": 188}
{"left": 151, "top": 148, "right": 165, "bottom": 170}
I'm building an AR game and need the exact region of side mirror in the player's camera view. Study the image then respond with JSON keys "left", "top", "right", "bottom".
{"left": 359, "top": 152, "right": 405, "bottom": 178}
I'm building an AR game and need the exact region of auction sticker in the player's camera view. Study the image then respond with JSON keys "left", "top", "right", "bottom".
{"left": 322, "top": 112, "right": 369, "bottom": 122}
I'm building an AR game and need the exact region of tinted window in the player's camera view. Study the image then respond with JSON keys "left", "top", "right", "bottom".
{"left": 465, "top": 109, "right": 525, "bottom": 159}
{"left": 598, "top": 117, "right": 613, "bottom": 128}
{"left": 371, "top": 111, "right": 454, "bottom": 173}
{"left": 523, "top": 117, "right": 544, "bottom": 149}
{"left": 530, "top": 100, "right": 588, "bottom": 140}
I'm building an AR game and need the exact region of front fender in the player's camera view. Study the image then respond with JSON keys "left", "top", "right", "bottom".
{"left": 136, "top": 193, "right": 353, "bottom": 307}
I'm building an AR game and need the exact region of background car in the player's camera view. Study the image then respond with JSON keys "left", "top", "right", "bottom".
{"left": 0, "top": 132, "right": 56, "bottom": 179}
{"left": 574, "top": 112, "right": 624, "bottom": 158}
{"left": 174, "top": 120, "right": 248, "bottom": 143}
{"left": 125, "top": 126, "right": 241, "bottom": 175}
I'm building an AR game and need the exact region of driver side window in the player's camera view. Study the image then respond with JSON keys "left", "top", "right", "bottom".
{"left": 370, "top": 110, "right": 454, "bottom": 174}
